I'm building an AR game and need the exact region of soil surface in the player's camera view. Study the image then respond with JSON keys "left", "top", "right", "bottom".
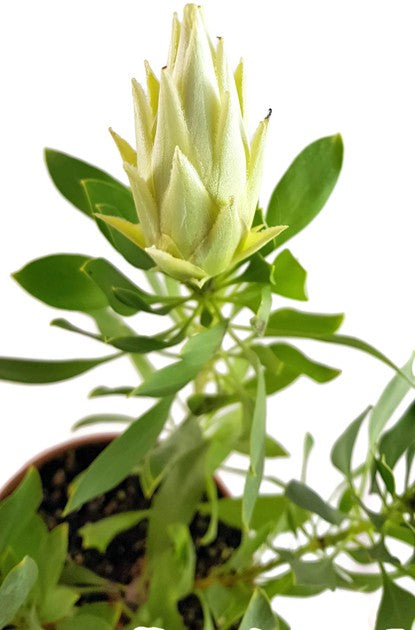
{"left": 37, "top": 440, "right": 242, "bottom": 629}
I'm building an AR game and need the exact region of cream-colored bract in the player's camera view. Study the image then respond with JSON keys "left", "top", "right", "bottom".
{"left": 103, "top": 3, "right": 287, "bottom": 285}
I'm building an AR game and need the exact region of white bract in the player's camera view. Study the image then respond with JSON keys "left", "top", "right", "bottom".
{"left": 100, "top": 3, "right": 286, "bottom": 285}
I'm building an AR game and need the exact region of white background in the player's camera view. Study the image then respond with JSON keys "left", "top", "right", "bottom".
{"left": 1, "top": 1, "right": 414, "bottom": 628}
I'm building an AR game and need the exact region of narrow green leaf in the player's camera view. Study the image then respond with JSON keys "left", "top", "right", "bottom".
{"left": 239, "top": 588, "right": 278, "bottom": 630}
{"left": 285, "top": 480, "right": 344, "bottom": 525}
{"left": 142, "top": 416, "right": 207, "bottom": 497}
{"left": 64, "top": 397, "right": 172, "bottom": 514}
{"left": 266, "top": 134, "right": 343, "bottom": 246}
{"left": 0, "top": 468, "right": 43, "bottom": 553}
{"left": 369, "top": 354, "right": 415, "bottom": 446}
{"left": 82, "top": 258, "right": 148, "bottom": 316}
{"left": 13, "top": 254, "right": 108, "bottom": 312}
{"left": 375, "top": 573, "right": 415, "bottom": 630}
{"left": 39, "top": 523, "right": 68, "bottom": 595}
{"left": 60, "top": 563, "right": 109, "bottom": 588}
{"left": 375, "top": 457, "right": 396, "bottom": 496}
{"left": 88, "top": 385, "right": 133, "bottom": 398}
{"left": 69, "top": 602, "right": 121, "bottom": 626}
{"left": 51, "top": 318, "right": 102, "bottom": 342}
{"left": 81, "top": 176, "right": 153, "bottom": 269}
{"left": 323, "top": 337, "right": 414, "bottom": 388}
{"left": 57, "top": 614, "right": 113, "bottom": 630}
{"left": 204, "top": 583, "right": 252, "bottom": 628}
{"left": 81, "top": 177, "right": 136, "bottom": 222}
{"left": 44, "top": 148, "right": 123, "bottom": 216}
{"left": 72, "top": 413, "right": 134, "bottom": 430}
{"left": 236, "top": 254, "right": 271, "bottom": 284}
{"left": 132, "top": 323, "right": 226, "bottom": 397}
{"left": 379, "top": 400, "right": 415, "bottom": 469}
{"left": 266, "top": 308, "right": 344, "bottom": 337}
{"left": 250, "top": 286, "right": 272, "bottom": 336}
{"left": 147, "top": 441, "right": 207, "bottom": 564}
{"left": 243, "top": 367, "right": 266, "bottom": 529}
{"left": 0, "top": 556, "right": 38, "bottom": 627}
{"left": 292, "top": 557, "right": 338, "bottom": 589}
{"left": 301, "top": 433, "right": 314, "bottom": 482}
{"left": 271, "top": 343, "right": 340, "bottom": 383}
{"left": 40, "top": 585, "right": 78, "bottom": 624}
{"left": 271, "top": 249, "right": 307, "bottom": 301}
{"left": 331, "top": 407, "right": 370, "bottom": 477}
{"left": 79, "top": 510, "right": 150, "bottom": 553}
{"left": 0, "top": 353, "right": 120, "bottom": 384}
{"left": 236, "top": 435, "right": 289, "bottom": 459}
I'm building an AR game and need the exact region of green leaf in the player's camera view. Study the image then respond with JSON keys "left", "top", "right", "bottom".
{"left": 40, "top": 585, "right": 78, "bottom": 624}
{"left": 64, "top": 397, "right": 172, "bottom": 514}
{"left": 60, "top": 563, "right": 109, "bottom": 588}
{"left": 301, "top": 432, "right": 314, "bottom": 482}
{"left": 331, "top": 407, "right": 370, "bottom": 477}
{"left": 82, "top": 258, "right": 150, "bottom": 316}
{"left": 198, "top": 495, "right": 308, "bottom": 533}
{"left": 266, "top": 308, "right": 344, "bottom": 337}
{"left": 263, "top": 571, "right": 325, "bottom": 599}
{"left": 72, "top": 413, "right": 134, "bottom": 430}
{"left": 81, "top": 177, "right": 153, "bottom": 270}
{"left": 379, "top": 400, "right": 415, "bottom": 469}
{"left": 243, "top": 367, "right": 266, "bottom": 528}
{"left": 239, "top": 588, "right": 278, "bottom": 630}
{"left": 79, "top": 510, "right": 150, "bottom": 553}
{"left": 70, "top": 602, "right": 122, "bottom": 625}
{"left": 236, "top": 254, "right": 271, "bottom": 284}
{"left": 292, "top": 557, "right": 338, "bottom": 590}
{"left": 375, "top": 573, "right": 415, "bottom": 630}
{"left": 132, "top": 323, "right": 226, "bottom": 397}
{"left": 0, "top": 353, "right": 120, "bottom": 384}
{"left": 39, "top": 523, "right": 68, "bottom": 595}
{"left": 266, "top": 134, "right": 343, "bottom": 246}
{"left": 57, "top": 614, "right": 113, "bottom": 630}
{"left": 324, "top": 337, "right": 414, "bottom": 388}
{"left": 204, "top": 583, "right": 252, "bottom": 628}
{"left": 147, "top": 440, "right": 207, "bottom": 564}
{"left": 88, "top": 385, "right": 133, "bottom": 398}
{"left": 141, "top": 416, "right": 204, "bottom": 497}
{"left": 285, "top": 480, "right": 344, "bottom": 525}
{"left": 0, "top": 556, "right": 38, "bottom": 627}
{"left": 227, "top": 523, "right": 274, "bottom": 572}
{"left": 250, "top": 342, "right": 340, "bottom": 396}
{"left": 0, "top": 468, "right": 43, "bottom": 554}
{"left": 236, "top": 434, "right": 289, "bottom": 459}
{"left": 81, "top": 177, "right": 136, "bottom": 222}
{"left": 375, "top": 457, "right": 396, "bottom": 496}
{"left": 187, "top": 393, "right": 234, "bottom": 416}
{"left": 369, "top": 353, "right": 415, "bottom": 446}
{"left": 271, "top": 249, "right": 307, "bottom": 301}
{"left": 45, "top": 148, "right": 124, "bottom": 216}
{"left": 250, "top": 286, "right": 272, "bottom": 336}
{"left": 271, "top": 343, "right": 340, "bottom": 383}
{"left": 13, "top": 254, "right": 108, "bottom": 312}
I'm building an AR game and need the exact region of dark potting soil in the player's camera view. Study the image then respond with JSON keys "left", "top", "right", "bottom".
{"left": 37, "top": 440, "right": 242, "bottom": 629}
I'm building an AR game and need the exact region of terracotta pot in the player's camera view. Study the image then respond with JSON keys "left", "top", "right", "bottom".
{"left": 0, "top": 432, "right": 236, "bottom": 629}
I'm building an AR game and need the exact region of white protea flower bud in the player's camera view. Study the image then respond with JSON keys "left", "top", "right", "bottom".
{"left": 99, "top": 4, "right": 286, "bottom": 285}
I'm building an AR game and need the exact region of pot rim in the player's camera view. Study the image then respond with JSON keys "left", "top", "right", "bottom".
{"left": 0, "top": 432, "right": 230, "bottom": 501}
{"left": 0, "top": 432, "right": 119, "bottom": 501}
